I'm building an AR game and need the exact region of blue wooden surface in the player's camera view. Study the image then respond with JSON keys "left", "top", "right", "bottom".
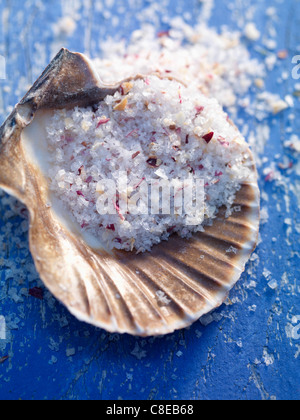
{"left": 0, "top": 0, "right": 299, "bottom": 400}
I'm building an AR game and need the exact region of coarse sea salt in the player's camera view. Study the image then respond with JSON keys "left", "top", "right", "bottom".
{"left": 46, "top": 76, "right": 253, "bottom": 252}
{"left": 94, "top": 20, "right": 265, "bottom": 113}
{"left": 40, "top": 14, "right": 274, "bottom": 254}
{"left": 244, "top": 23, "right": 261, "bottom": 42}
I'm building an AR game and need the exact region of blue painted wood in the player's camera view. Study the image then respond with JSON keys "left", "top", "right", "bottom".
{"left": 0, "top": 0, "right": 299, "bottom": 400}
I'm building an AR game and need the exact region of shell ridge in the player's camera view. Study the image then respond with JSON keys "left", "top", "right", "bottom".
{"left": 135, "top": 259, "right": 210, "bottom": 314}
{"left": 151, "top": 253, "right": 228, "bottom": 303}
{"left": 95, "top": 258, "right": 173, "bottom": 331}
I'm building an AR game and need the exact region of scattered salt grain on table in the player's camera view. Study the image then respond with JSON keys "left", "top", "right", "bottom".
{"left": 53, "top": 16, "right": 77, "bottom": 37}
{"left": 66, "top": 348, "right": 76, "bottom": 357}
{"left": 268, "top": 279, "right": 278, "bottom": 290}
{"left": 244, "top": 23, "right": 261, "bottom": 42}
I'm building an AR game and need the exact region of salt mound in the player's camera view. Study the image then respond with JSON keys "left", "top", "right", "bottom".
{"left": 46, "top": 76, "right": 253, "bottom": 252}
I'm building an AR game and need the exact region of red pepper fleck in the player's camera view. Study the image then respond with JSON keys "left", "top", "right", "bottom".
{"left": 202, "top": 132, "right": 214, "bottom": 143}
{"left": 188, "top": 165, "right": 195, "bottom": 174}
{"left": 278, "top": 162, "right": 293, "bottom": 170}
{"left": 132, "top": 151, "right": 141, "bottom": 159}
{"left": 81, "top": 222, "right": 89, "bottom": 228}
{"left": 76, "top": 191, "right": 85, "bottom": 197}
{"left": 195, "top": 106, "right": 204, "bottom": 116}
{"left": 126, "top": 129, "right": 139, "bottom": 138}
{"left": 212, "top": 179, "right": 220, "bottom": 185}
{"left": 65, "top": 135, "right": 73, "bottom": 144}
{"left": 113, "top": 201, "right": 125, "bottom": 221}
{"left": 85, "top": 176, "right": 93, "bottom": 183}
{"left": 174, "top": 186, "right": 184, "bottom": 197}
{"left": 265, "top": 171, "right": 275, "bottom": 182}
{"left": 147, "top": 158, "right": 159, "bottom": 167}
{"left": 217, "top": 136, "right": 230, "bottom": 147}
{"left": 106, "top": 224, "right": 116, "bottom": 231}
{"left": 29, "top": 287, "right": 44, "bottom": 300}
{"left": 157, "top": 30, "right": 170, "bottom": 38}
{"left": 167, "top": 226, "right": 177, "bottom": 233}
{"left": 179, "top": 87, "right": 182, "bottom": 104}
{"left": 215, "top": 171, "right": 223, "bottom": 177}
{"left": 277, "top": 50, "right": 288, "bottom": 60}
{"left": 78, "top": 165, "right": 84, "bottom": 175}
{"left": 134, "top": 177, "right": 146, "bottom": 190}
{"left": 20, "top": 208, "right": 28, "bottom": 218}
{"left": 96, "top": 118, "right": 110, "bottom": 129}
{"left": 0, "top": 356, "right": 9, "bottom": 365}
{"left": 199, "top": 164, "right": 204, "bottom": 170}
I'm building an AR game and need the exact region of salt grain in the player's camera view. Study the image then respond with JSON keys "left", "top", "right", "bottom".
{"left": 268, "top": 279, "right": 278, "bottom": 290}
{"left": 244, "top": 23, "right": 261, "bottom": 42}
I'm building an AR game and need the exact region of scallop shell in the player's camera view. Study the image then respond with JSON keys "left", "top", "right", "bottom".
{"left": 0, "top": 49, "right": 260, "bottom": 336}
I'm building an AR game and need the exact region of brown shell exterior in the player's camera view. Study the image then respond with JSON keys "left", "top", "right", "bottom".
{"left": 0, "top": 49, "right": 260, "bottom": 336}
